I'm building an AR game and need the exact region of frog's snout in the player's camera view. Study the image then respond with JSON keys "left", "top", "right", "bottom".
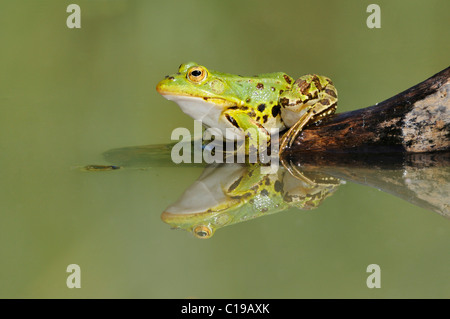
{"left": 156, "top": 76, "right": 176, "bottom": 95}
{"left": 156, "top": 80, "right": 167, "bottom": 94}
{"left": 155, "top": 80, "right": 163, "bottom": 93}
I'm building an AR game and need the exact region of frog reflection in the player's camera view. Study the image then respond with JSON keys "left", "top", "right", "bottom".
{"left": 161, "top": 163, "right": 340, "bottom": 239}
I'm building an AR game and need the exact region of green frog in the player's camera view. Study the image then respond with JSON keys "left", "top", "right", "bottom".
{"left": 156, "top": 62, "right": 337, "bottom": 153}
{"left": 162, "top": 163, "right": 340, "bottom": 239}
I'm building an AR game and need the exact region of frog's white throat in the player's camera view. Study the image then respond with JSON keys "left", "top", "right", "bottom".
{"left": 162, "top": 95, "right": 221, "bottom": 124}
{"left": 161, "top": 94, "right": 243, "bottom": 140}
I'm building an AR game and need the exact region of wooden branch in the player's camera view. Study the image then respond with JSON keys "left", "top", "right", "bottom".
{"left": 286, "top": 66, "right": 450, "bottom": 154}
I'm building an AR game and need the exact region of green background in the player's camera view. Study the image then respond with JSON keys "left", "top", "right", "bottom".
{"left": 0, "top": 0, "right": 449, "bottom": 298}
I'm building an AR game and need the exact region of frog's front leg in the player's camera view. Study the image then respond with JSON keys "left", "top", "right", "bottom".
{"left": 279, "top": 74, "right": 338, "bottom": 152}
{"left": 223, "top": 110, "right": 271, "bottom": 155}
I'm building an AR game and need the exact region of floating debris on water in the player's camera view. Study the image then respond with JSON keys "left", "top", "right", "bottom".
{"left": 82, "top": 164, "right": 121, "bottom": 171}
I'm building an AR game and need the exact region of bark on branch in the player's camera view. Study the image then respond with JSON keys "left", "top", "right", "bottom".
{"left": 286, "top": 66, "right": 450, "bottom": 154}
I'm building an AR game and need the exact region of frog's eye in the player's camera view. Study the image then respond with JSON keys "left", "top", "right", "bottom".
{"left": 193, "top": 225, "right": 213, "bottom": 239}
{"left": 187, "top": 66, "right": 207, "bottom": 83}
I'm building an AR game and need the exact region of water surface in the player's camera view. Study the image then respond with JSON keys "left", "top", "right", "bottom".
{"left": 0, "top": 0, "right": 449, "bottom": 298}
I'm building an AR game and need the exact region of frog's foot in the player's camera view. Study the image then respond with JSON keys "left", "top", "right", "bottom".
{"left": 280, "top": 155, "right": 318, "bottom": 185}
{"left": 279, "top": 111, "right": 313, "bottom": 153}
{"left": 219, "top": 134, "right": 270, "bottom": 163}
{"left": 243, "top": 135, "right": 271, "bottom": 163}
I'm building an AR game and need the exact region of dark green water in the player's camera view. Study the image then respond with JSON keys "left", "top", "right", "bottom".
{"left": 0, "top": 0, "right": 448, "bottom": 298}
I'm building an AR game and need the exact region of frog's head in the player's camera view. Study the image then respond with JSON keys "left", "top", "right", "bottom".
{"left": 160, "top": 164, "right": 246, "bottom": 239}
{"left": 156, "top": 62, "right": 285, "bottom": 132}
{"left": 157, "top": 62, "right": 240, "bottom": 102}
{"left": 156, "top": 62, "right": 240, "bottom": 123}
